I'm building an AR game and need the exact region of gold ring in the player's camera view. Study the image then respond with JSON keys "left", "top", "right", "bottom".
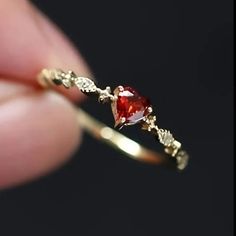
{"left": 38, "top": 69, "right": 189, "bottom": 170}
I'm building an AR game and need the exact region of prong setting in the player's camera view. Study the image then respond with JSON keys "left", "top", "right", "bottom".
{"left": 114, "top": 117, "right": 126, "bottom": 129}
{"left": 147, "top": 106, "right": 153, "bottom": 114}
{"left": 117, "top": 86, "right": 124, "bottom": 92}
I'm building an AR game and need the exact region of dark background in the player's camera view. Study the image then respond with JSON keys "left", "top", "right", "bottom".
{"left": 0, "top": 0, "right": 233, "bottom": 235}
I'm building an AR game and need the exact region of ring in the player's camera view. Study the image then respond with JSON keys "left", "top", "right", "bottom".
{"left": 38, "top": 69, "right": 189, "bottom": 170}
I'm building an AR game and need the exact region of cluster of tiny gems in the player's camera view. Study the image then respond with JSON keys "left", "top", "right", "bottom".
{"left": 40, "top": 69, "right": 182, "bottom": 159}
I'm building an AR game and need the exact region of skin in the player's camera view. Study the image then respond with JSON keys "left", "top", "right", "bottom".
{"left": 0, "top": 0, "right": 91, "bottom": 189}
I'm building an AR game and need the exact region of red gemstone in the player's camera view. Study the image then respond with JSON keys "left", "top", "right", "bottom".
{"left": 111, "top": 86, "right": 151, "bottom": 127}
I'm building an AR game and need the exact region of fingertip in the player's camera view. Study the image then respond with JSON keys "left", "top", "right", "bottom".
{"left": 0, "top": 89, "right": 81, "bottom": 189}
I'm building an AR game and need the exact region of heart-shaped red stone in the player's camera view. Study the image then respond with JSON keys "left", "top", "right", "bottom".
{"left": 111, "top": 86, "right": 151, "bottom": 128}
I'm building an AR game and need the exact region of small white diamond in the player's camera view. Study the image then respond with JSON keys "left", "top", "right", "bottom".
{"left": 158, "top": 129, "right": 174, "bottom": 146}
{"left": 75, "top": 77, "right": 97, "bottom": 92}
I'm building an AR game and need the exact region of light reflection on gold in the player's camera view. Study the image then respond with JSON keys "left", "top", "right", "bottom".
{"left": 77, "top": 108, "right": 165, "bottom": 166}
{"left": 115, "top": 136, "right": 141, "bottom": 157}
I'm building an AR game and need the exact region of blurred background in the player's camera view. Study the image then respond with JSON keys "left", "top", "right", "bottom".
{"left": 0, "top": 0, "right": 233, "bottom": 235}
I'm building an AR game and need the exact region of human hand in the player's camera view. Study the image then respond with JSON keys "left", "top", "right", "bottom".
{"left": 0, "top": 0, "right": 90, "bottom": 189}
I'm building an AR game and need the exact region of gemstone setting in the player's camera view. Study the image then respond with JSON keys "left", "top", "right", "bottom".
{"left": 111, "top": 86, "right": 151, "bottom": 128}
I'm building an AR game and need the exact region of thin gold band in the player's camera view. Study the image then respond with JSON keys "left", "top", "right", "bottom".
{"left": 38, "top": 69, "right": 189, "bottom": 170}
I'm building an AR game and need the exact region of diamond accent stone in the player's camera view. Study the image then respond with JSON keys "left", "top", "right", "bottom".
{"left": 158, "top": 129, "right": 175, "bottom": 146}
{"left": 75, "top": 77, "right": 97, "bottom": 93}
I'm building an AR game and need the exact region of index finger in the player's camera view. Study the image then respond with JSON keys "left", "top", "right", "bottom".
{"left": 0, "top": 0, "right": 91, "bottom": 100}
